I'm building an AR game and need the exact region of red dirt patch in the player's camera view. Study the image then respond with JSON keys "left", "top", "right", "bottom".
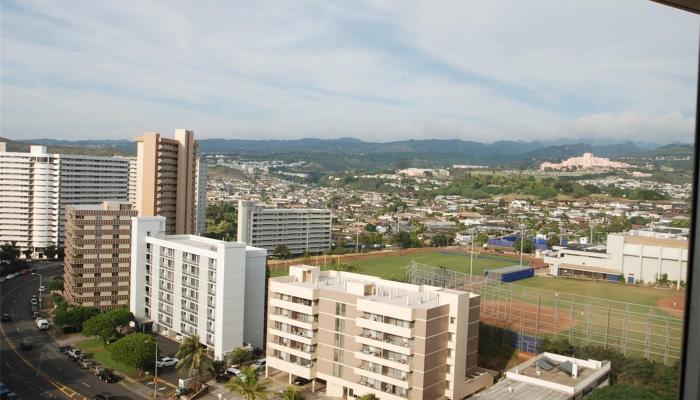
{"left": 657, "top": 295, "right": 686, "bottom": 318}
{"left": 480, "top": 301, "right": 577, "bottom": 335}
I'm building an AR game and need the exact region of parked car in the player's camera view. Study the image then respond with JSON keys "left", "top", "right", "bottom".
{"left": 79, "top": 359, "right": 96, "bottom": 369}
{"left": 4, "top": 274, "right": 16, "bottom": 280}
{"left": 30, "top": 298, "right": 38, "bottom": 305}
{"left": 98, "top": 372, "right": 119, "bottom": 383}
{"left": 0, "top": 314, "right": 11, "bottom": 322}
{"left": 174, "top": 334, "right": 183, "bottom": 341}
{"left": 92, "top": 393, "right": 115, "bottom": 400}
{"left": 58, "top": 345, "right": 73, "bottom": 354}
{"left": 156, "top": 357, "right": 179, "bottom": 368}
{"left": 226, "top": 367, "right": 244, "bottom": 379}
{"left": 36, "top": 319, "right": 49, "bottom": 330}
{"left": 19, "top": 341, "right": 32, "bottom": 350}
{"left": 67, "top": 348, "right": 82, "bottom": 360}
{"left": 252, "top": 359, "right": 266, "bottom": 371}
{"left": 293, "top": 377, "right": 311, "bottom": 386}
{"left": 32, "top": 311, "right": 40, "bottom": 320}
{"left": 38, "top": 285, "right": 46, "bottom": 292}
{"left": 92, "top": 366, "right": 112, "bottom": 376}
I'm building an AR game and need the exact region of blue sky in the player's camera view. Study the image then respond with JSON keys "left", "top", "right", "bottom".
{"left": 1, "top": 0, "right": 697, "bottom": 143}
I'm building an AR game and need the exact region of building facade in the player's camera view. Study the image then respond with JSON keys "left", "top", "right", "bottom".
{"left": 135, "top": 129, "right": 205, "bottom": 235}
{"left": 0, "top": 143, "right": 130, "bottom": 256}
{"left": 266, "top": 265, "right": 492, "bottom": 400}
{"left": 544, "top": 232, "right": 688, "bottom": 287}
{"left": 128, "top": 157, "right": 137, "bottom": 207}
{"left": 539, "top": 152, "right": 630, "bottom": 171}
{"left": 237, "top": 200, "right": 332, "bottom": 255}
{"left": 64, "top": 202, "right": 137, "bottom": 310}
{"left": 130, "top": 217, "right": 266, "bottom": 359}
{"left": 194, "top": 158, "right": 207, "bottom": 235}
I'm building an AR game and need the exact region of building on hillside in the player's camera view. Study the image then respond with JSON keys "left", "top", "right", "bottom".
{"left": 539, "top": 152, "right": 630, "bottom": 171}
{"left": 265, "top": 265, "right": 493, "bottom": 400}
{"left": 0, "top": 143, "right": 130, "bottom": 257}
{"left": 473, "top": 352, "right": 610, "bottom": 400}
{"left": 544, "top": 232, "right": 688, "bottom": 287}
{"left": 134, "top": 129, "right": 205, "bottom": 235}
{"left": 129, "top": 216, "right": 267, "bottom": 359}
{"left": 64, "top": 202, "right": 137, "bottom": 310}
{"left": 237, "top": 200, "right": 332, "bottom": 256}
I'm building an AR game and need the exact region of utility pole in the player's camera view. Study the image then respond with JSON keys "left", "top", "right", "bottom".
{"left": 520, "top": 222, "right": 524, "bottom": 266}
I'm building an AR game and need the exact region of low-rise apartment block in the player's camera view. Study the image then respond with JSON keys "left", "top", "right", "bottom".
{"left": 130, "top": 216, "right": 267, "bottom": 359}
{"left": 64, "top": 202, "right": 137, "bottom": 310}
{"left": 237, "top": 200, "right": 332, "bottom": 255}
{"left": 266, "top": 265, "right": 492, "bottom": 400}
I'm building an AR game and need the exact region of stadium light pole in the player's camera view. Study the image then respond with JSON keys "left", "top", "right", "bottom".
{"left": 520, "top": 222, "right": 524, "bottom": 266}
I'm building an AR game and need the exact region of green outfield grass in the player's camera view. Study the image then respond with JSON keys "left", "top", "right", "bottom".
{"left": 514, "top": 276, "right": 679, "bottom": 307}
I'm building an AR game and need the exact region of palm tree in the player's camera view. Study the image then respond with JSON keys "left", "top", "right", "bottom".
{"left": 357, "top": 394, "right": 378, "bottom": 400}
{"left": 279, "top": 387, "right": 305, "bottom": 400}
{"left": 224, "top": 365, "right": 271, "bottom": 400}
{"left": 175, "top": 335, "right": 211, "bottom": 384}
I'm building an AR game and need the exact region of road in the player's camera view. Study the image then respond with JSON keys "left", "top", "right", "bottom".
{"left": 0, "top": 262, "right": 145, "bottom": 400}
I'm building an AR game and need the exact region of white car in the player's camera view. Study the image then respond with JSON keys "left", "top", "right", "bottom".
{"left": 252, "top": 359, "right": 266, "bottom": 371}
{"left": 38, "top": 286, "right": 46, "bottom": 292}
{"left": 5, "top": 274, "right": 16, "bottom": 280}
{"left": 226, "top": 367, "right": 244, "bottom": 379}
{"left": 156, "top": 357, "right": 179, "bottom": 368}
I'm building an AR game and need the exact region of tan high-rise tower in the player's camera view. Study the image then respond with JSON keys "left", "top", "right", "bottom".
{"left": 135, "top": 129, "right": 201, "bottom": 234}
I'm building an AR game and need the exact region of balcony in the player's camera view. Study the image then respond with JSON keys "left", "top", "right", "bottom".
{"left": 355, "top": 367, "right": 411, "bottom": 390}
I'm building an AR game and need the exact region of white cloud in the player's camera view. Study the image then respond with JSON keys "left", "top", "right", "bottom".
{"left": 0, "top": 0, "right": 696, "bottom": 143}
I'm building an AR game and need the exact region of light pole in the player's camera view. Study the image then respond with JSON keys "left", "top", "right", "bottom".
{"left": 148, "top": 338, "right": 159, "bottom": 399}
{"left": 519, "top": 222, "right": 525, "bottom": 266}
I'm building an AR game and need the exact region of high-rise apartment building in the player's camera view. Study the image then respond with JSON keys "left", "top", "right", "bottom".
{"left": 128, "top": 157, "right": 137, "bottom": 207}
{"left": 130, "top": 216, "right": 267, "bottom": 359}
{"left": 0, "top": 143, "right": 130, "bottom": 256}
{"left": 194, "top": 158, "right": 207, "bottom": 235}
{"left": 135, "top": 129, "right": 205, "bottom": 235}
{"left": 266, "top": 265, "right": 493, "bottom": 400}
{"left": 64, "top": 202, "right": 137, "bottom": 310}
{"left": 237, "top": 200, "right": 332, "bottom": 255}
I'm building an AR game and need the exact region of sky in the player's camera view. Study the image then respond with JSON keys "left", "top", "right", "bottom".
{"left": 0, "top": 0, "right": 697, "bottom": 143}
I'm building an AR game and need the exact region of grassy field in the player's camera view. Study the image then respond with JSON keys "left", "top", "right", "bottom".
{"left": 515, "top": 276, "right": 678, "bottom": 308}
{"left": 270, "top": 251, "right": 519, "bottom": 281}
{"left": 75, "top": 338, "right": 138, "bottom": 377}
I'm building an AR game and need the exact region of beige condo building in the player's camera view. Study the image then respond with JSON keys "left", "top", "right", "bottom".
{"left": 135, "top": 129, "right": 204, "bottom": 235}
{"left": 266, "top": 265, "right": 492, "bottom": 400}
{"left": 64, "top": 201, "right": 137, "bottom": 310}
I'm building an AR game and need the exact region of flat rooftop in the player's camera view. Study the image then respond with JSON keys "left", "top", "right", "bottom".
{"left": 472, "top": 379, "right": 569, "bottom": 400}
{"left": 277, "top": 268, "right": 473, "bottom": 309}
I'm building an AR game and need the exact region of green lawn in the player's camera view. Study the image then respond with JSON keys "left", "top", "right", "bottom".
{"left": 75, "top": 338, "right": 138, "bottom": 377}
{"left": 270, "top": 251, "right": 519, "bottom": 281}
{"left": 515, "top": 276, "right": 678, "bottom": 307}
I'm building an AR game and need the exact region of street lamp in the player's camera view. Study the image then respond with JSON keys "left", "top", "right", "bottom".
{"left": 148, "top": 337, "right": 159, "bottom": 399}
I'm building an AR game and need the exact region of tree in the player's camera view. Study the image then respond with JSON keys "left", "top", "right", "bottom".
{"left": 273, "top": 244, "right": 292, "bottom": 259}
{"left": 357, "top": 394, "right": 379, "bottom": 400}
{"left": 54, "top": 303, "right": 100, "bottom": 331}
{"left": 279, "top": 387, "right": 305, "bottom": 400}
{"left": 228, "top": 347, "right": 254, "bottom": 366}
{"left": 176, "top": 335, "right": 211, "bottom": 382}
{"left": 0, "top": 242, "right": 20, "bottom": 263}
{"left": 513, "top": 237, "right": 534, "bottom": 254}
{"left": 585, "top": 384, "right": 665, "bottom": 400}
{"left": 225, "top": 365, "right": 271, "bottom": 400}
{"left": 47, "top": 277, "right": 64, "bottom": 292}
{"left": 83, "top": 308, "right": 134, "bottom": 342}
{"left": 22, "top": 248, "right": 33, "bottom": 260}
{"left": 430, "top": 234, "right": 452, "bottom": 247}
{"left": 44, "top": 245, "right": 57, "bottom": 260}
{"left": 364, "top": 223, "right": 377, "bottom": 232}
{"left": 111, "top": 333, "right": 156, "bottom": 371}
{"left": 208, "top": 360, "right": 227, "bottom": 379}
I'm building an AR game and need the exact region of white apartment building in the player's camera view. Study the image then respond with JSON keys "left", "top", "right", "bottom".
{"left": 128, "top": 157, "right": 137, "bottom": 207}
{"left": 0, "top": 143, "right": 130, "bottom": 256}
{"left": 266, "top": 265, "right": 492, "bottom": 400}
{"left": 545, "top": 232, "right": 688, "bottom": 287}
{"left": 130, "top": 217, "right": 267, "bottom": 359}
{"left": 237, "top": 200, "right": 332, "bottom": 255}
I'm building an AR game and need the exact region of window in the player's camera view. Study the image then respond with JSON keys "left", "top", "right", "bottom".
{"left": 335, "top": 302, "right": 346, "bottom": 316}
{"left": 334, "top": 318, "right": 344, "bottom": 331}
{"left": 332, "top": 363, "right": 343, "bottom": 378}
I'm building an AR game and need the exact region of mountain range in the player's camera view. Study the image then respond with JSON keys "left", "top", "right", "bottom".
{"left": 1, "top": 136, "right": 693, "bottom": 170}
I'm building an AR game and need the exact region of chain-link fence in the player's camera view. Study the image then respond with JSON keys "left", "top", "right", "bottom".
{"left": 407, "top": 261, "right": 684, "bottom": 365}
